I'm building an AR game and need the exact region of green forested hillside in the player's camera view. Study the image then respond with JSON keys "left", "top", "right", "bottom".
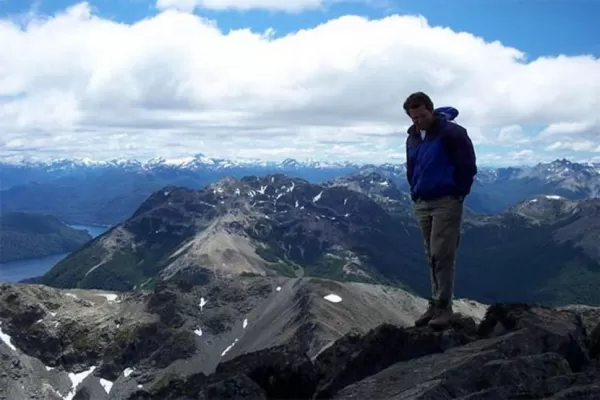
{"left": 0, "top": 212, "right": 92, "bottom": 263}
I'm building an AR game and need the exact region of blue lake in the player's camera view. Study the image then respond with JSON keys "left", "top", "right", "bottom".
{"left": 0, "top": 224, "right": 110, "bottom": 283}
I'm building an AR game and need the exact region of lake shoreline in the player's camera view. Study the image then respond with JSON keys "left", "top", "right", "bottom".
{"left": 0, "top": 224, "right": 110, "bottom": 283}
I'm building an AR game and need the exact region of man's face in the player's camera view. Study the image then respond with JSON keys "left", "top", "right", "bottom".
{"left": 408, "top": 105, "right": 434, "bottom": 131}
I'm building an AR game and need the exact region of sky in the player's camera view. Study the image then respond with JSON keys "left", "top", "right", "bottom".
{"left": 0, "top": 0, "right": 599, "bottom": 166}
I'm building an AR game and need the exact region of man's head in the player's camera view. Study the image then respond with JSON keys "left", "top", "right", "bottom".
{"left": 403, "top": 92, "right": 435, "bottom": 131}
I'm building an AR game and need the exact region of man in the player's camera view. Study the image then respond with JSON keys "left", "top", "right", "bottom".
{"left": 403, "top": 92, "right": 477, "bottom": 329}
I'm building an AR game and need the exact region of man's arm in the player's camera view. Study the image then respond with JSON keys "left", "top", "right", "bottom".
{"left": 443, "top": 124, "right": 477, "bottom": 197}
{"left": 406, "top": 138, "right": 414, "bottom": 190}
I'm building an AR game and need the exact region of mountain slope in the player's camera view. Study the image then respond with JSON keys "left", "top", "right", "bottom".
{"left": 36, "top": 172, "right": 600, "bottom": 306}
{"left": 0, "top": 212, "right": 92, "bottom": 263}
{"left": 38, "top": 174, "right": 424, "bottom": 293}
{"left": 0, "top": 277, "right": 486, "bottom": 400}
{"left": 2, "top": 279, "right": 600, "bottom": 400}
{"left": 455, "top": 195, "right": 600, "bottom": 305}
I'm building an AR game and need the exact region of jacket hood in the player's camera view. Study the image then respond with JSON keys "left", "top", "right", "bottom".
{"left": 435, "top": 106, "right": 459, "bottom": 121}
{"left": 406, "top": 106, "right": 459, "bottom": 135}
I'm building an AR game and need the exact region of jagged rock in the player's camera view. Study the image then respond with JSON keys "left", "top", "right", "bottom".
{"left": 6, "top": 279, "right": 600, "bottom": 400}
{"left": 314, "top": 316, "right": 478, "bottom": 398}
{"left": 478, "top": 303, "right": 589, "bottom": 371}
{"left": 123, "top": 303, "right": 600, "bottom": 400}
{"left": 332, "top": 304, "right": 594, "bottom": 399}
{"left": 214, "top": 345, "right": 318, "bottom": 399}
{"left": 200, "top": 374, "right": 267, "bottom": 400}
{"left": 2, "top": 277, "right": 486, "bottom": 399}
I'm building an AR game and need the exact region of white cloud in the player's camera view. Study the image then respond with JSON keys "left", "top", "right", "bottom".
{"left": 536, "top": 120, "right": 599, "bottom": 140}
{"left": 479, "top": 149, "right": 541, "bottom": 166}
{"left": 156, "top": 0, "right": 324, "bottom": 13}
{"left": 545, "top": 140, "right": 600, "bottom": 153}
{"left": 1, "top": 2, "right": 600, "bottom": 165}
{"left": 497, "top": 125, "right": 530, "bottom": 145}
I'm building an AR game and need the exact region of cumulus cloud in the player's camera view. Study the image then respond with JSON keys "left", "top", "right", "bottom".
{"left": 545, "top": 140, "right": 600, "bottom": 153}
{"left": 1, "top": 2, "right": 600, "bottom": 165}
{"left": 156, "top": 0, "right": 324, "bottom": 13}
{"left": 496, "top": 125, "right": 530, "bottom": 145}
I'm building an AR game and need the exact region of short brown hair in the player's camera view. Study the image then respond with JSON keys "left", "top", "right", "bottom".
{"left": 403, "top": 92, "right": 434, "bottom": 114}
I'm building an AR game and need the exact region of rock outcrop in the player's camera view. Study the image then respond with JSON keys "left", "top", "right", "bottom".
{"left": 3, "top": 277, "right": 600, "bottom": 399}
{"left": 0, "top": 277, "right": 486, "bottom": 399}
{"left": 129, "top": 303, "right": 600, "bottom": 400}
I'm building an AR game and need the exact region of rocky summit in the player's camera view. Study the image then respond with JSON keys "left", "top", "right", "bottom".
{"left": 3, "top": 276, "right": 600, "bottom": 399}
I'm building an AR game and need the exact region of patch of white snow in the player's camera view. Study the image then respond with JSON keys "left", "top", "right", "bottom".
{"left": 324, "top": 294, "right": 342, "bottom": 303}
{"left": 199, "top": 297, "right": 207, "bottom": 311}
{"left": 276, "top": 286, "right": 282, "bottom": 292}
{"left": 98, "top": 293, "right": 118, "bottom": 302}
{"left": 0, "top": 322, "right": 17, "bottom": 351}
{"left": 65, "top": 293, "right": 77, "bottom": 299}
{"left": 194, "top": 328, "right": 203, "bottom": 337}
{"left": 313, "top": 191, "right": 323, "bottom": 202}
{"left": 66, "top": 366, "right": 96, "bottom": 400}
{"left": 221, "top": 338, "right": 239, "bottom": 357}
{"left": 243, "top": 319, "right": 248, "bottom": 329}
{"left": 99, "top": 378, "right": 113, "bottom": 394}
{"left": 123, "top": 368, "right": 134, "bottom": 378}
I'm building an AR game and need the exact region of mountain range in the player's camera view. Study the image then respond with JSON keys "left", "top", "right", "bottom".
{"left": 34, "top": 171, "right": 600, "bottom": 306}
{"left": 3, "top": 157, "right": 600, "bottom": 400}
{"left": 1, "top": 156, "right": 599, "bottom": 226}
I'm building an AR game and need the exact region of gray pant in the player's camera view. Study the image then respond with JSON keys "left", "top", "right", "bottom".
{"left": 413, "top": 195, "right": 464, "bottom": 307}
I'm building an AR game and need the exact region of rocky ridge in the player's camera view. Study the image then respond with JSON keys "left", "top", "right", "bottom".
{"left": 36, "top": 172, "right": 600, "bottom": 306}
{"left": 39, "top": 173, "right": 423, "bottom": 292}
{"left": 128, "top": 303, "right": 600, "bottom": 400}
{"left": 0, "top": 277, "right": 485, "bottom": 399}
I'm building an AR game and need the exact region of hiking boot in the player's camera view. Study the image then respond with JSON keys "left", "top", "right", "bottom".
{"left": 414, "top": 300, "right": 436, "bottom": 327}
{"left": 428, "top": 306, "right": 454, "bottom": 329}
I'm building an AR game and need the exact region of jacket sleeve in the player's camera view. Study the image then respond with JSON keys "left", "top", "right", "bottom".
{"left": 443, "top": 124, "right": 477, "bottom": 196}
{"left": 405, "top": 138, "right": 414, "bottom": 190}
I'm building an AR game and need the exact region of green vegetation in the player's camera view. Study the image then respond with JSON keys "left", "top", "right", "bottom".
{"left": 456, "top": 220, "right": 600, "bottom": 305}
{"left": 303, "top": 254, "right": 347, "bottom": 280}
{"left": 303, "top": 254, "right": 377, "bottom": 284}
{"left": 40, "top": 220, "right": 191, "bottom": 291}
{"left": 0, "top": 212, "right": 92, "bottom": 263}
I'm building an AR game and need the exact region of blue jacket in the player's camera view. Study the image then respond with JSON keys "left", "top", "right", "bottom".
{"left": 405, "top": 107, "right": 477, "bottom": 201}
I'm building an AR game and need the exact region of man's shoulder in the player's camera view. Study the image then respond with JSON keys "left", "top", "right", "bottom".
{"left": 443, "top": 121, "right": 467, "bottom": 135}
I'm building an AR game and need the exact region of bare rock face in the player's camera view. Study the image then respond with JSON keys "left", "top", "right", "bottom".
{"left": 4, "top": 277, "right": 600, "bottom": 400}
{"left": 39, "top": 173, "right": 427, "bottom": 293}
{"left": 0, "top": 277, "right": 487, "bottom": 399}
{"left": 127, "top": 303, "right": 600, "bottom": 400}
